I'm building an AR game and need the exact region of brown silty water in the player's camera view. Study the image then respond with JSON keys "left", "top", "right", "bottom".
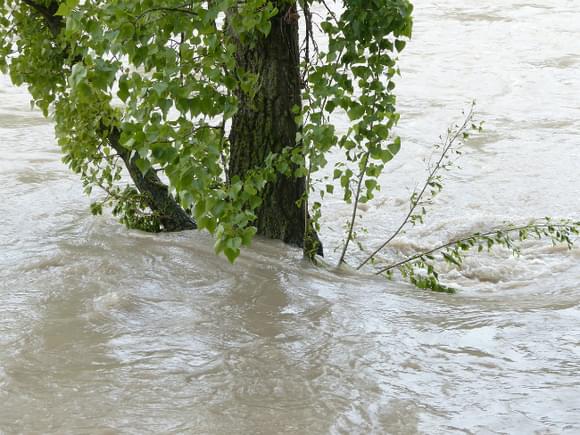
{"left": 1, "top": 1, "right": 579, "bottom": 433}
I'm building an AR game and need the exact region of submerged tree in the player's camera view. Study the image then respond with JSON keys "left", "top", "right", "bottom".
{"left": 1, "top": 1, "right": 577, "bottom": 290}
{"left": 0, "top": 0, "right": 412, "bottom": 262}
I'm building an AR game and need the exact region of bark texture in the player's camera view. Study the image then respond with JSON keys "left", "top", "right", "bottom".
{"left": 229, "top": 3, "right": 322, "bottom": 255}
{"left": 108, "top": 128, "right": 196, "bottom": 231}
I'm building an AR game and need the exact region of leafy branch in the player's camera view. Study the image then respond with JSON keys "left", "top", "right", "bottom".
{"left": 338, "top": 48, "right": 386, "bottom": 265}
{"left": 357, "top": 102, "right": 479, "bottom": 270}
{"left": 374, "top": 219, "right": 580, "bottom": 292}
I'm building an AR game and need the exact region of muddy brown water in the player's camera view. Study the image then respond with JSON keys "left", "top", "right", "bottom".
{"left": 1, "top": 1, "right": 579, "bottom": 433}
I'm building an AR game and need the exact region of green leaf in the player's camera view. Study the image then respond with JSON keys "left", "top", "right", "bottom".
{"left": 55, "top": 0, "right": 79, "bottom": 16}
{"left": 135, "top": 158, "right": 151, "bottom": 175}
{"left": 69, "top": 63, "right": 87, "bottom": 88}
{"left": 395, "top": 39, "right": 406, "bottom": 52}
{"left": 241, "top": 227, "right": 257, "bottom": 246}
{"left": 224, "top": 243, "right": 240, "bottom": 263}
{"left": 388, "top": 137, "right": 401, "bottom": 155}
{"left": 347, "top": 104, "right": 365, "bottom": 121}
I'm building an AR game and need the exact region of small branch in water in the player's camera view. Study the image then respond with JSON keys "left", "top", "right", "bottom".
{"left": 337, "top": 152, "right": 370, "bottom": 265}
{"left": 374, "top": 221, "right": 580, "bottom": 276}
{"left": 357, "top": 103, "right": 476, "bottom": 270}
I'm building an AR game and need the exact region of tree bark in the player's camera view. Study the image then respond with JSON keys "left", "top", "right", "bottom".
{"left": 228, "top": 2, "right": 322, "bottom": 255}
{"left": 108, "top": 127, "right": 196, "bottom": 231}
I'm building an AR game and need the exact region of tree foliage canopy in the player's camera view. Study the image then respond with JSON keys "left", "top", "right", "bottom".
{"left": 0, "top": 0, "right": 413, "bottom": 262}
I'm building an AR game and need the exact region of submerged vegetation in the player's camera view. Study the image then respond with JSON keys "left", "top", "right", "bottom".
{"left": 0, "top": 0, "right": 577, "bottom": 291}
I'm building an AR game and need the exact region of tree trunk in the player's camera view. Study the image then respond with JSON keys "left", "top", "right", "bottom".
{"left": 228, "top": 2, "right": 322, "bottom": 255}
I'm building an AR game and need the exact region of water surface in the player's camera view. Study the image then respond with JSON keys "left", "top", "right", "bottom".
{"left": 1, "top": 1, "right": 579, "bottom": 433}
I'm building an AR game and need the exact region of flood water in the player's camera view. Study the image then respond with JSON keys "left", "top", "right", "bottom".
{"left": 1, "top": 1, "right": 579, "bottom": 433}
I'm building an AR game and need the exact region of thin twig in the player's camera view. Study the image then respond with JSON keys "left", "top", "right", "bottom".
{"left": 357, "top": 103, "right": 475, "bottom": 270}
{"left": 337, "top": 152, "right": 370, "bottom": 264}
{"left": 338, "top": 49, "right": 384, "bottom": 265}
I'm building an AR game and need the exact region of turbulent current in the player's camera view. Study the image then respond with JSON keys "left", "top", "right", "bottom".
{"left": 1, "top": 1, "right": 579, "bottom": 433}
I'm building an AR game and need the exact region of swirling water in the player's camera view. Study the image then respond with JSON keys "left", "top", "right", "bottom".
{"left": 1, "top": 1, "right": 579, "bottom": 433}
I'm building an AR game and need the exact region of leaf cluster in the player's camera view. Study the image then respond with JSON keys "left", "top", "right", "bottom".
{"left": 0, "top": 0, "right": 414, "bottom": 263}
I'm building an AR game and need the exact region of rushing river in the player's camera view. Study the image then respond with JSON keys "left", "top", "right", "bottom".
{"left": 1, "top": 1, "right": 579, "bottom": 433}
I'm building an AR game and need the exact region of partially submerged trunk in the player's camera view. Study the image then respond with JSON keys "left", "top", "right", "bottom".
{"left": 108, "top": 128, "right": 196, "bottom": 231}
{"left": 228, "top": 2, "right": 322, "bottom": 255}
